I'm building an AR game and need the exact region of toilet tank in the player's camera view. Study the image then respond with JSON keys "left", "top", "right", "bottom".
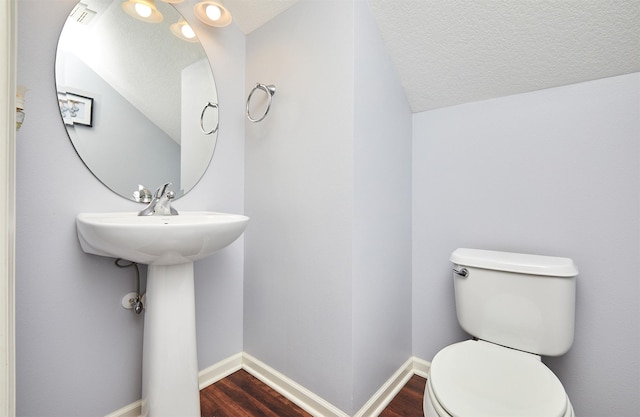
{"left": 451, "top": 248, "right": 578, "bottom": 356}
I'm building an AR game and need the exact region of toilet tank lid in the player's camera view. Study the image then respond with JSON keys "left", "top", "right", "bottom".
{"left": 451, "top": 248, "right": 578, "bottom": 277}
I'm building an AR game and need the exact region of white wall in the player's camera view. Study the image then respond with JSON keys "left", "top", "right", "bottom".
{"left": 244, "top": 0, "right": 412, "bottom": 414}
{"left": 244, "top": 1, "right": 356, "bottom": 412}
{"left": 15, "top": 0, "right": 246, "bottom": 415}
{"left": 412, "top": 73, "right": 640, "bottom": 416}
{"left": 352, "top": 0, "right": 412, "bottom": 409}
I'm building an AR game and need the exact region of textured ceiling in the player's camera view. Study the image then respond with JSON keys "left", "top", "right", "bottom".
{"left": 230, "top": 0, "right": 640, "bottom": 113}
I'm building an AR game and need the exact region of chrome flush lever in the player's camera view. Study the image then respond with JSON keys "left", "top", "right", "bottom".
{"left": 453, "top": 267, "right": 469, "bottom": 278}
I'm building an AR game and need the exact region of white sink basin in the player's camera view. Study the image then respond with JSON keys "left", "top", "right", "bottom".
{"left": 76, "top": 210, "right": 249, "bottom": 415}
{"left": 76, "top": 211, "right": 249, "bottom": 265}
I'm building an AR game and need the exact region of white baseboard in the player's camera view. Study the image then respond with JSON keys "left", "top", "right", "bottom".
{"left": 353, "top": 357, "right": 415, "bottom": 417}
{"left": 198, "top": 352, "right": 243, "bottom": 389}
{"left": 104, "top": 400, "right": 142, "bottom": 417}
{"left": 105, "top": 353, "right": 431, "bottom": 417}
{"left": 242, "top": 352, "right": 350, "bottom": 417}
{"left": 412, "top": 356, "right": 431, "bottom": 379}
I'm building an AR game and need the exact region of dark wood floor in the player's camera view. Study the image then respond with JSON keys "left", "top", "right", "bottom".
{"left": 200, "top": 369, "right": 425, "bottom": 417}
{"left": 200, "top": 370, "right": 311, "bottom": 417}
{"left": 379, "top": 375, "right": 426, "bottom": 417}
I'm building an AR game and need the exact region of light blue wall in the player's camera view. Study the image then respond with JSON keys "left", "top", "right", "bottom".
{"left": 15, "top": 0, "right": 639, "bottom": 415}
{"left": 353, "top": 0, "right": 412, "bottom": 409}
{"left": 244, "top": 1, "right": 356, "bottom": 412}
{"left": 412, "top": 73, "right": 640, "bottom": 416}
{"left": 244, "top": 1, "right": 412, "bottom": 414}
{"left": 15, "top": 0, "right": 246, "bottom": 415}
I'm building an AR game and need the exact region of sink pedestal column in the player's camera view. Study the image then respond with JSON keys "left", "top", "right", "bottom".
{"left": 142, "top": 263, "right": 200, "bottom": 417}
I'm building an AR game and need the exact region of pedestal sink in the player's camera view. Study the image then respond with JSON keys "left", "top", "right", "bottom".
{"left": 76, "top": 211, "right": 249, "bottom": 416}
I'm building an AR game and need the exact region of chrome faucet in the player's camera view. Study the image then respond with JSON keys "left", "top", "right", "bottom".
{"left": 138, "top": 182, "right": 179, "bottom": 216}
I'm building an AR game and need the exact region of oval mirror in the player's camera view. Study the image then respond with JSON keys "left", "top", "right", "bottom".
{"left": 55, "top": 0, "right": 219, "bottom": 201}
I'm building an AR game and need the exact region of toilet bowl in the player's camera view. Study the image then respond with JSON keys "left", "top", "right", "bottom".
{"left": 423, "top": 340, "right": 574, "bottom": 417}
{"left": 424, "top": 248, "right": 579, "bottom": 417}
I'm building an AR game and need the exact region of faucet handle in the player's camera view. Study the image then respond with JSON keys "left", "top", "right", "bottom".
{"left": 154, "top": 182, "right": 173, "bottom": 198}
{"left": 137, "top": 183, "right": 179, "bottom": 216}
{"left": 166, "top": 191, "right": 179, "bottom": 215}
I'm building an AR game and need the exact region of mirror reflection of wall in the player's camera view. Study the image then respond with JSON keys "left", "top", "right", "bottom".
{"left": 181, "top": 59, "right": 218, "bottom": 190}
{"left": 55, "top": 0, "right": 218, "bottom": 201}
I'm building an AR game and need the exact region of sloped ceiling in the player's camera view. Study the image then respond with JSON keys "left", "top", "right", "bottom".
{"left": 228, "top": 0, "right": 640, "bottom": 113}
{"left": 223, "top": 0, "right": 298, "bottom": 34}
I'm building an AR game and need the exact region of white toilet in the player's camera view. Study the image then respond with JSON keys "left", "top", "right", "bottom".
{"left": 424, "top": 248, "right": 578, "bottom": 417}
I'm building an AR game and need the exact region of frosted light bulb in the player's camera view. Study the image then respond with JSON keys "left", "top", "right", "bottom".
{"left": 135, "top": 2, "right": 152, "bottom": 18}
{"left": 205, "top": 4, "right": 222, "bottom": 21}
{"left": 181, "top": 24, "right": 195, "bottom": 39}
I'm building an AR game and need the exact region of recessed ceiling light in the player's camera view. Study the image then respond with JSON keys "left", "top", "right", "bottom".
{"left": 121, "top": 0, "right": 163, "bottom": 23}
{"left": 194, "top": 1, "right": 232, "bottom": 27}
{"left": 170, "top": 18, "right": 198, "bottom": 42}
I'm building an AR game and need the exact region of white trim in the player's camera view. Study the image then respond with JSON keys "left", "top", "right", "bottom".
{"left": 105, "top": 353, "right": 431, "bottom": 417}
{"left": 242, "top": 352, "right": 350, "bottom": 417}
{"left": 352, "top": 357, "right": 415, "bottom": 417}
{"left": 0, "top": 0, "right": 17, "bottom": 416}
{"left": 198, "top": 351, "right": 243, "bottom": 389}
{"left": 412, "top": 356, "right": 431, "bottom": 379}
{"left": 104, "top": 400, "right": 142, "bottom": 417}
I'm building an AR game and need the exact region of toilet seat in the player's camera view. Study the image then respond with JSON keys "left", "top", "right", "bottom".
{"left": 429, "top": 340, "right": 569, "bottom": 417}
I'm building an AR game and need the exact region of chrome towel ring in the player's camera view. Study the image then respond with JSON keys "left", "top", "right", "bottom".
{"left": 200, "top": 102, "right": 219, "bottom": 135}
{"left": 246, "top": 83, "right": 276, "bottom": 123}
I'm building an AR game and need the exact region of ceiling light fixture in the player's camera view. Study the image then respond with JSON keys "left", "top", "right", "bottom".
{"left": 194, "top": 1, "right": 232, "bottom": 27}
{"left": 121, "top": 0, "right": 163, "bottom": 23}
{"left": 170, "top": 18, "right": 198, "bottom": 42}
